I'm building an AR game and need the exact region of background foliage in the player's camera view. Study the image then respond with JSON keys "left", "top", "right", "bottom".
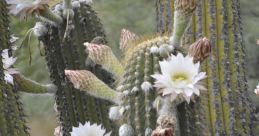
{"left": 9, "top": 0, "right": 259, "bottom": 135}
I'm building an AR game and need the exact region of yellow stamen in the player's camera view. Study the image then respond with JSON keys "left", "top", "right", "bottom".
{"left": 171, "top": 73, "right": 188, "bottom": 82}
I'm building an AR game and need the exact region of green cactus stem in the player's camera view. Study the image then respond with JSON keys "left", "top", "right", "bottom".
{"left": 169, "top": 0, "right": 196, "bottom": 47}
{"left": 13, "top": 73, "right": 57, "bottom": 94}
{"left": 0, "top": 1, "right": 29, "bottom": 136}
{"left": 65, "top": 70, "right": 122, "bottom": 104}
{"left": 117, "top": 36, "right": 175, "bottom": 135}
{"left": 84, "top": 42, "right": 124, "bottom": 79}
{"left": 37, "top": 1, "right": 117, "bottom": 135}
{"left": 157, "top": 0, "right": 255, "bottom": 135}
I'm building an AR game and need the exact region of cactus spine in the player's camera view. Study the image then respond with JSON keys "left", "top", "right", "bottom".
{"left": 38, "top": 2, "right": 117, "bottom": 135}
{"left": 0, "top": 1, "right": 29, "bottom": 136}
{"left": 157, "top": 0, "right": 255, "bottom": 135}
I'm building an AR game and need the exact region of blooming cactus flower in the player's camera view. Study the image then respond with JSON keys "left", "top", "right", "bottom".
{"left": 152, "top": 53, "right": 206, "bottom": 103}
{"left": 1, "top": 49, "right": 18, "bottom": 85}
{"left": 70, "top": 122, "right": 111, "bottom": 136}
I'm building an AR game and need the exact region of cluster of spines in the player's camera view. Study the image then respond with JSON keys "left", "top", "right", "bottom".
{"left": 156, "top": 0, "right": 174, "bottom": 34}
{"left": 156, "top": 0, "right": 255, "bottom": 135}
{"left": 143, "top": 47, "right": 154, "bottom": 131}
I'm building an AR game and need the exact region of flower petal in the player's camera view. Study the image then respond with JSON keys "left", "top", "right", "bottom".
{"left": 4, "top": 72, "right": 14, "bottom": 85}
{"left": 152, "top": 53, "right": 206, "bottom": 103}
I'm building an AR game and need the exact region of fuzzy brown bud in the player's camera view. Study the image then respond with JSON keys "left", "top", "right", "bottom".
{"left": 151, "top": 128, "right": 174, "bottom": 136}
{"left": 188, "top": 37, "right": 212, "bottom": 62}
{"left": 175, "top": 0, "right": 197, "bottom": 14}
{"left": 175, "top": 0, "right": 197, "bottom": 15}
{"left": 151, "top": 115, "right": 176, "bottom": 136}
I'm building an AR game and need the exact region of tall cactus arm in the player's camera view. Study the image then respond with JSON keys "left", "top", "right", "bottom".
{"left": 37, "top": 2, "right": 117, "bottom": 135}
{"left": 13, "top": 73, "right": 57, "bottom": 94}
{"left": 65, "top": 70, "right": 122, "bottom": 104}
{"left": 169, "top": 0, "right": 196, "bottom": 47}
{"left": 0, "top": 0, "right": 29, "bottom": 135}
{"left": 84, "top": 42, "right": 124, "bottom": 79}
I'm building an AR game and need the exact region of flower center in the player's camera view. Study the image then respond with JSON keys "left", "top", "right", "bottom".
{"left": 171, "top": 73, "right": 189, "bottom": 83}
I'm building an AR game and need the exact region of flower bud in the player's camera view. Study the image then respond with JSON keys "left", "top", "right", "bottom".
{"left": 188, "top": 37, "right": 212, "bottom": 62}
{"left": 175, "top": 0, "right": 197, "bottom": 15}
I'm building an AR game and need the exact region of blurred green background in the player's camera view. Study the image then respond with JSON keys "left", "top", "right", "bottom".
{"left": 9, "top": 0, "right": 259, "bottom": 135}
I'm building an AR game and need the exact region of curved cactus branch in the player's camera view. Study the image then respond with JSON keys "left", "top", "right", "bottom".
{"left": 65, "top": 70, "right": 122, "bottom": 104}
{"left": 13, "top": 73, "right": 57, "bottom": 94}
{"left": 84, "top": 42, "right": 125, "bottom": 78}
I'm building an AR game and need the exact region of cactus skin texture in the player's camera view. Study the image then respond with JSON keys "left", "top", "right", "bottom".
{"left": 38, "top": 2, "right": 117, "bottom": 135}
{"left": 0, "top": 1, "right": 29, "bottom": 136}
{"left": 157, "top": 0, "right": 255, "bottom": 135}
{"left": 117, "top": 36, "right": 178, "bottom": 135}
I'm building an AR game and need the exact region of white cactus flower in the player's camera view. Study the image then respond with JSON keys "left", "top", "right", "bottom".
{"left": 151, "top": 53, "right": 206, "bottom": 103}
{"left": 6, "top": 0, "right": 51, "bottom": 19}
{"left": 254, "top": 83, "right": 259, "bottom": 95}
{"left": 1, "top": 49, "right": 18, "bottom": 85}
{"left": 70, "top": 122, "right": 111, "bottom": 136}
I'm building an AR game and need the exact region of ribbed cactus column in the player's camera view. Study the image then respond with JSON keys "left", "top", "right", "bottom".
{"left": 117, "top": 36, "right": 178, "bottom": 135}
{"left": 38, "top": 2, "right": 116, "bottom": 135}
{"left": 0, "top": 1, "right": 29, "bottom": 136}
{"left": 157, "top": 0, "right": 255, "bottom": 135}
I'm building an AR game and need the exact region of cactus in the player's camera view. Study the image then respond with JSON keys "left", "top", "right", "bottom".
{"left": 0, "top": 0, "right": 29, "bottom": 135}
{"left": 5, "top": 0, "right": 255, "bottom": 135}
{"left": 156, "top": 0, "right": 255, "bottom": 135}
{"left": 35, "top": 1, "right": 117, "bottom": 135}
{"left": 64, "top": 0, "right": 255, "bottom": 135}
{"left": 64, "top": 11, "right": 190, "bottom": 135}
{"left": 118, "top": 36, "right": 175, "bottom": 136}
